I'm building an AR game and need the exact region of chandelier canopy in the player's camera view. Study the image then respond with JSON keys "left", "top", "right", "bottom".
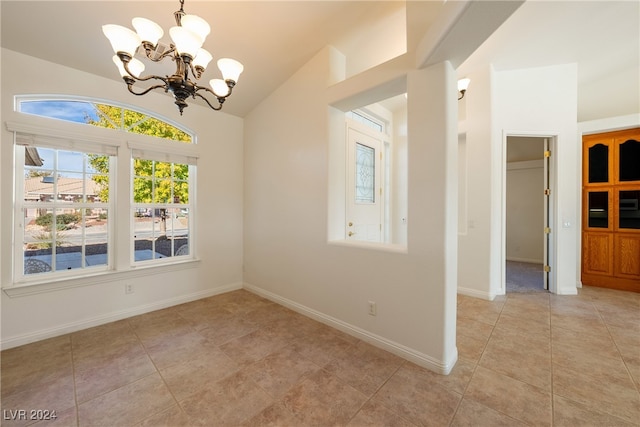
{"left": 103, "top": 0, "right": 243, "bottom": 115}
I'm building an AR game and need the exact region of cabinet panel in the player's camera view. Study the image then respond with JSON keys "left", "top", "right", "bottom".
{"left": 582, "top": 232, "right": 613, "bottom": 276}
{"left": 615, "top": 234, "right": 640, "bottom": 279}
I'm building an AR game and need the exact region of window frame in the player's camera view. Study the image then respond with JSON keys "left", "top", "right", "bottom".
{"left": 6, "top": 96, "right": 199, "bottom": 292}
{"left": 15, "top": 144, "right": 115, "bottom": 282}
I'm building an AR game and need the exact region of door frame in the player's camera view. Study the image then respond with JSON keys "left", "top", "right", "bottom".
{"left": 501, "top": 131, "right": 558, "bottom": 294}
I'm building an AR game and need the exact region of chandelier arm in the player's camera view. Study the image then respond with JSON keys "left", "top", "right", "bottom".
{"left": 121, "top": 59, "right": 171, "bottom": 84}
{"left": 192, "top": 91, "right": 223, "bottom": 111}
{"left": 126, "top": 82, "right": 169, "bottom": 97}
{"left": 142, "top": 45, "right": 177, "bottom": 63}
{"left": 195, "top": 84, "right": 234, "bottom": 101}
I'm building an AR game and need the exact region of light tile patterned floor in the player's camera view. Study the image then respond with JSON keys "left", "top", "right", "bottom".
{"left": 1, "top": 286, "right": 639, "bottom": 426}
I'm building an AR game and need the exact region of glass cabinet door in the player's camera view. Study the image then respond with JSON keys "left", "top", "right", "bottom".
{"left": 588, "top": 143, "right": 609, "bottom": 183}
{"left": 588, "top": 191, "right": 609, "bottom": 228}
{"left": 619, "top": 139, "right": 640, "bottom": 182}
{"left": 619, "top": 190, "right": 640, "bottom": 230}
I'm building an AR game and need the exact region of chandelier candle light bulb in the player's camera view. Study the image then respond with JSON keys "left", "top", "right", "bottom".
{"left": 102, "top": 0, "right": 243, "bottom": 115}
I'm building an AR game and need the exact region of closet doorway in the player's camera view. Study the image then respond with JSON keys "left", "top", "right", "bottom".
{"left": 505, "top": 136, "right": 551, "bottom": 293}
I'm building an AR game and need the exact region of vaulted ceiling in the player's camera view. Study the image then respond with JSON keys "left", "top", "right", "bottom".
{"left": 2, "top": 1, "right": 638, "bottom": 121}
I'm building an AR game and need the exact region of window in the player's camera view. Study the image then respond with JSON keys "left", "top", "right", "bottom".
{"left": 18, "top": 98, "right": 192, "bottom": 143}
{"left": 20, "top": 146, "right": 112, "bottom": 276}
{"left": 11, "top": 96, "right": 197, "bottom": 286}
{"left": 346, "top": 110, "right": 385, "bottom": 133}
{"left": 132, "top": 155, "right": 192, "bottom": 261}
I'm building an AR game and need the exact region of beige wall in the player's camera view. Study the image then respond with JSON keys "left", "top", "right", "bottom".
{"left": 243, "top": 47, "right": 459, "bottom": 373}
{"left": 1, "top": 49, "right": 244, "bottom": 348}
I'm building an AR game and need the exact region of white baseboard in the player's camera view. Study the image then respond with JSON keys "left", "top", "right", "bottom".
{"left": 0, "top": 283, "right": 243, "bottom": 350}
{"left": 457, "top": 286, "right": 497, "bottom": 301}
{"left": 243, "top": 282, "right": 457, "bottom": 375}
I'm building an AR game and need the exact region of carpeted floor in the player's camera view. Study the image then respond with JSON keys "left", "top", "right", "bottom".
{"left": 506, "top": 261, "right": 546, "bottom": 293}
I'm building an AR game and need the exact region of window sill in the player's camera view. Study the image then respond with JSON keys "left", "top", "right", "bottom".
{"left": 3, "top": 258, "right": 201, "bottom": 298}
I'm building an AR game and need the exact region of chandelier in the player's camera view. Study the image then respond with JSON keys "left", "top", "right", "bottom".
{"left": 103, "top": 0, "right": 243, "bottom": 115}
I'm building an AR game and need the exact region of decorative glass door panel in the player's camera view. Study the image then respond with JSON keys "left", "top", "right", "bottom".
{"left": 588, "top": 143, "right": 609, "bottom": 183}
{"left": 355, "top": 142, "right": 375, "bottom": 204}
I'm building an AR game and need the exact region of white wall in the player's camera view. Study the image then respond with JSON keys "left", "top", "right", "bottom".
{"left": 391, "top": 105, "right": 408, "bottom": 246}
{"left": 0, "top": 49, "right": 244, "bottom": 348}
{"left": 457, "top": 66, "right": 494, "bottom": 299}
{"left": 243, "top": 46, "right": 458, "bottom": 373}
{"left": 458, "top": 63, "right": 579, "bottom": 298}
{"left": 506, "top": 161, "right": 544, "bottom": 263}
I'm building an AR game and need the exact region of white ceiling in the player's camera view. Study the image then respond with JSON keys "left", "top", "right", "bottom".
{"left": 2, "top": 1, "right": 638, "bottom": 120}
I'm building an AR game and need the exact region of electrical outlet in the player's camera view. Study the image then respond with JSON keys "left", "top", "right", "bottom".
{"left": 368, "top": 301, "right": 377, "bottom": 316}
{"left": 125, "top": 283, "right": 134, "bottom": 294}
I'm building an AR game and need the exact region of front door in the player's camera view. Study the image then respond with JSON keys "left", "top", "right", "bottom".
{"left": 346, "top": 122, "right": 383, "bottom": 242}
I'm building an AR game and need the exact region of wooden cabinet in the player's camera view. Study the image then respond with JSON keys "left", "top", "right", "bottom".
{"left": 582, "top": 128, "right": 640, "bottom": 292}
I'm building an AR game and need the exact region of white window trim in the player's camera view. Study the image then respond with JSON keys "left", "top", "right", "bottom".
{"left": 5, "top": 117, "right": 200, "bottom": 293}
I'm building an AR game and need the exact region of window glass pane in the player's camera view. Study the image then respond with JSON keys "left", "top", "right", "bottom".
{"left": 54, "top": 208, "right": 83, "bottom": 271}
{"left": 58, "top": 151, "right": 85, "bottom": 173}
{"left": 588, "top": 143, "right": 608, "bottom": 183}
{"left": 17, "top": 98, "right": 193, "bottom": 143}
{"left": 128, "top": 116, "right": 192, "bottom": 143}
{"left": 355, "top": 143, "right": 375, "bottom": 204}
{"left": 155, "top": 161, "right": 172, "bottom": 178}
{"left": 619, "top": 139, "right": 640, "bottom": 181}
{"left": 86, "top": 173, "right": 107, "bottom": 203}
{"left": 59, "top": 172, "right": 84, "bottom": 203}
{"left": 619, "top": 190, "right": 640, "bottom": 229}
{"left": 133, "top": 177, "right": 153, "bottom": 203}
{"left": 87, "top": 154, "right": 110, "bottom": 203}
{"left": 133, "top": 209, "right": 164, "bottom": 262}
{"left": 24, "top": 207, "right": 54, "bottom": 274}
{"left": 175, "top": 208, "right": 189, "bottom": 257}
{"left": 134, "top": 159, "right": 153, "bottom": 177}
{"left": 174, "top": 180, "right": 189, "bottom": 204}
{"left": 85, "top": 208, "right": 109, "bottom": 267}
{"left": 155, "top": 179, "right": 172, "bottom": 203}
{"left": 588, "top": 191, "right": 608, "bottom": 228}
{"left": 166, "top": 207, "right": 189, "bottom": 257}
{"left": 24, "top": 171, "right": 55, "bottom": 202}
{"left": 19, "top": 100, "right": 99, "bottom": 124}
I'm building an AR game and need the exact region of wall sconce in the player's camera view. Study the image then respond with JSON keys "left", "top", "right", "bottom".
{"left": 458, "top": 78, "right": 470, "bottom": 100}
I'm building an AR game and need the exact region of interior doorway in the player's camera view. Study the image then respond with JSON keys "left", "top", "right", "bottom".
{"left": 504, "top": 136, "right": 553, "bottom": 293}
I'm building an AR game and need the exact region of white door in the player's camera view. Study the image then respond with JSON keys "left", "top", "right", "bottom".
{"left": 543, "top": 138, "right": 551, "bottom": 291}
{"left": 346, "top": 123, "right": 383, "bottom": 242}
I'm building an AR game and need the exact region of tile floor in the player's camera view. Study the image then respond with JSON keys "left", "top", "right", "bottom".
{"left": 1, "top": 286, "right": 639, "bottom": 426}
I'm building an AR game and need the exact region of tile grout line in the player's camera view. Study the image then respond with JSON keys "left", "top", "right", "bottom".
{"left": 449, "top": 293, "right": 508, "bottom": 426}
{"left": 590, "top": 295, "right": 640, "bottom": 395}
{"left": 125, "top": 316, "right": 190, "bottom": 425}
{"left": 69, "top": 335, "right": 80, "bottom": 427}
